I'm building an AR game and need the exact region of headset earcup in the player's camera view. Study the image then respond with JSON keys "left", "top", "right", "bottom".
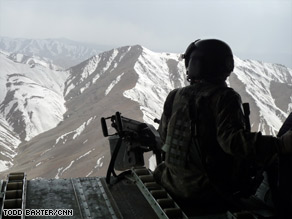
{"left": 187, "top": 56, "right": 202, "bottom": 80}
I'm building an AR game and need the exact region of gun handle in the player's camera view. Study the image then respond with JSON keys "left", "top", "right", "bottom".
{"left": 115, "top": 112, "right": 123, "bottom": 133}
{"left": 101, "top": 117, "right": 109, "bottom": 137}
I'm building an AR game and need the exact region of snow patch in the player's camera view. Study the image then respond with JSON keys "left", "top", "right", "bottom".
{"left": 62, "top": 161, "right": 74, "bottom": 174}
{"left": 86, "top": 155, "right": 104, "bottom": 177}
{"left": 105, "top": 72, "right": 124, "bottom": 95}
{"left": 103, "top": 49, "right": 118, "bottom": 72}
{"left": 0, "top": 160, "right": 12, "bottom": 172}
{"left": 55, "top": 167, "right": 63, "bottom": 179}
{"left": 95, "top": 156, "right": 104, "bottom": 168}
{"left": 54, "top": 161, "right": 74, "bottom": 179}
{"left": 76, "top": 150, "right": 93, "bottom": 161}
{"left": 54, "top": 116, "right": 95, "bottom": 145}
{"left": 81, "top": 55, "right": 100, "bottom": 81}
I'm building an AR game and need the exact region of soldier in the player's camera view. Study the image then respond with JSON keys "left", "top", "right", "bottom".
{"left": 154, "top": 39, "right": 292, "bottom": 217}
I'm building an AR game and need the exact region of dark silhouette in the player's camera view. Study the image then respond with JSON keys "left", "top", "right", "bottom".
{"left": 154, "top": 39, "right": 292, "bottom": 217}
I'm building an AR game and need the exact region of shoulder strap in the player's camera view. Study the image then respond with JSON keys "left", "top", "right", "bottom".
{"left": 163, "top": 88, "right": 179, "bottom": 118}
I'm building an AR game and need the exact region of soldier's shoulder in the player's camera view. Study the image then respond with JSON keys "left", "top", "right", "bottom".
{"left": 166, "top": 88, "right": 180, "bottom": 101}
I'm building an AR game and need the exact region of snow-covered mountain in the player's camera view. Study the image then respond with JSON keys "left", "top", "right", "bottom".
{"left": 232, "top": 58, "right": 292, "bottom": 135}
{"left": 0, "top": 44, "right": 291, "bottom": 180}
{"left": 7, "top": 52, "right": 62, "bottom": 70}
{"left": 0, "top": 37, "right": 103, "bottom": 69}
{"left": 0, "top": 51, "right": 68, "bottom": 171}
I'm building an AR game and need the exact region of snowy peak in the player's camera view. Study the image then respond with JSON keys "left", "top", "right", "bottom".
{"left": 64, "top": 45, "right": 142, "bottom": 99}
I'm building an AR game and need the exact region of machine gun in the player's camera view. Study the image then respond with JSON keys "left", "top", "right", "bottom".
{"left": 101, "top": 112, "right": 162, "bottom": 184}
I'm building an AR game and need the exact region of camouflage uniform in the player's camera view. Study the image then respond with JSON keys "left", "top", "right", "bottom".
{"left": 154, "top": 81, "right": 281, "bottom": 204}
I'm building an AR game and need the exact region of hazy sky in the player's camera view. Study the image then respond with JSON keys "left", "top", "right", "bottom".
{"left": 0, "top": 0, "right": 291, "bottom": 67}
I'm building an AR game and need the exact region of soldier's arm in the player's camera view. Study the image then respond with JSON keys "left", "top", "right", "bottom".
{"left": 214, "top": 89, "right": 280, "bottom": 166}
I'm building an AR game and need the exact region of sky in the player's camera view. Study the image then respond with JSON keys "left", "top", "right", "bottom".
{"left": 0, "top": 0, "right": 291, "bottom": 68}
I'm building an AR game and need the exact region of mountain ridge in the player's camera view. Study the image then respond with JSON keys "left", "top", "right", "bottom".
{"left": 0, "top": 42, "right": 291, "bottom": 179}
{"left": 0, "top": 37, "right": 104, "bottom": 69}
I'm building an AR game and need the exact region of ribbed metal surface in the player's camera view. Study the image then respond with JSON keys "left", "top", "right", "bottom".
{"left": 1, "top": 172, "right": 26, "bottom": 219}
{"left": 25, "top": 177, "right": 121, "bottom": 219}
{"left": 132, "top": 167, "right": 188, "bottom": 219}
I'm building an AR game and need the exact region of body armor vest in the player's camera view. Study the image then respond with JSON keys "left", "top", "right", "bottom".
{"left": 162, "top": 87, "right": 195, "bottom": 169}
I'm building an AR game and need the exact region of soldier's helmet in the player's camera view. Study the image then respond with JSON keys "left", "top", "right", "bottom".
{"left": 182, "top": 39, "right": 234, "bottom": 82}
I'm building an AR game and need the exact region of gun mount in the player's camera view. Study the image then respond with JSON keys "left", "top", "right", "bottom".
{"left": 101, "top": 112, "right": 162, "bottom": 184}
